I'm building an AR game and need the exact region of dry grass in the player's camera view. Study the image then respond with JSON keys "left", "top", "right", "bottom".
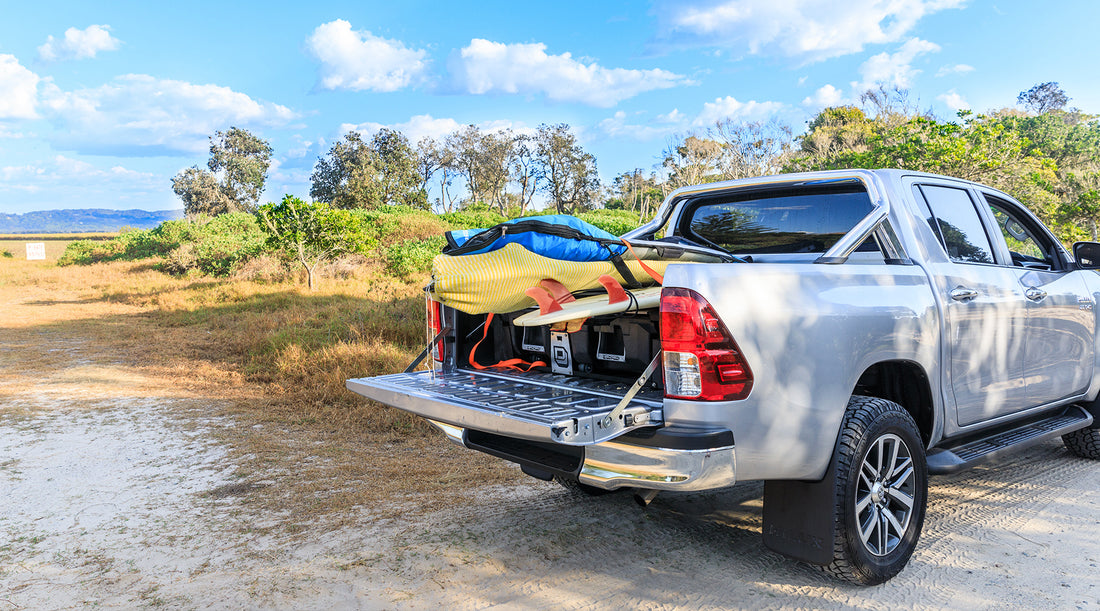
{"left": 0, "top": 256, "right": 526, "bottom": 532}
{"left": 0, "top": 233, "right": 116, "bottom": 261}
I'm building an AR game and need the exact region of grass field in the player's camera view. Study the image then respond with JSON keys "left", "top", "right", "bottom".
{"left": 0, "top": 254, "right": 520, "bottom": 527}
{"left": 0, "top": 233, "right": 116, "bottom": 260}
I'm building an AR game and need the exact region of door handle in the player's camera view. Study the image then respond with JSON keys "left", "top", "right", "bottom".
{"left": 1025, "top": 287, "right": 1047, "bottom": 302}
{"left": 950, "top": 287, "right": 979, "bottom": 302}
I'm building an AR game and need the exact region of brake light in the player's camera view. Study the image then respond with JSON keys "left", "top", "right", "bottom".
{"left": 660, "top": 287, "right": 753, "bottom": 401}
{"left": 427, "top": 297, "right": 444, "bottom": 364}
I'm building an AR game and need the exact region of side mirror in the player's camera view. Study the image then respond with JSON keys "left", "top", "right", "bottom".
{"left": 1074, "top": 242, "right": 1100, "bottom": 269}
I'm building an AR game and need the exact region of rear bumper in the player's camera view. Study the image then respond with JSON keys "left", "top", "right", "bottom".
{"left": 429, "top": 419, "right": 737, "bottom": 492}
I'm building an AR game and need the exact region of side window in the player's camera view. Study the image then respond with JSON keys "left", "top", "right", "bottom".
{"left": 982, "top": 194, "right": 1057, "bottom": 271}
{"left": 917, "top": 185, "right": 995, "bottom": 265}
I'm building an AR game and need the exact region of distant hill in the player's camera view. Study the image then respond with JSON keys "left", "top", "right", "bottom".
{"left": 0, "top": 208, "right": 185, "bottom": 234}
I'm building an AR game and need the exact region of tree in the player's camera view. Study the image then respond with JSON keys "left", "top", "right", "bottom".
{"left": 208, "top": 127, "right": 274, "bottom": 211}
{"left": 172, "top": 127, "right": 272, "bottom": 217}
{"left": 171, "top": 166, "right": 233, "bottom": 218}
{"left": 511, "top": 134, "right": 538, "bottom": 215}
{"left": 371, "top": 128, "right": 427, "bottom": 209}
{"left": 1018, "top": 82, "right": 1070, "bottom": 115}
{"left": 445, "top": 125, "right": 489, "bottom": 205}
{"left": 310, "top": 129, "right": 426, "bottom": 210}
{"left": 534, "top": 123, "right": 600, "bottom": 213}
{"left": 661, "top": 134, "right": 723, "bottom": 189}
{"left": 712, "top": 118, "right": 795, "bottom": 179}
{"left": 478, "top": 129, "right": 518, "bottom": 214}
{"left": 609, "top": 169, "right": 661, "bottom": 220}
{"left": 257, "top": 195, "right": 367, "bottom": 290}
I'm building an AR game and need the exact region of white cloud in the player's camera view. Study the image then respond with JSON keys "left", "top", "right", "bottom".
{"left": 306, "top": 20, "right": 428, "bottom": 92}
{"left": 597, "top": 96, "right": 784, "bottom": 140}
{"left": 38, "top": 25, "right": 121, "bottom": 61}
{"left": 693, "top": 96, "right": 784, "bottom": 127}
{"left": 40, "top": 74, "right": 296, "bottom": 155}
{"left": 657, "top": 109, "right": 685, "bottom": 124}
{"left": 936, "top": 63, "right": 975, "bottom": 77}
{"left": 340, "top": 114, "right": 529, "bottom": 144}
{"left": 451, "top": 39, "right": 686, "bottom": 107}
{"left": 0, "top": 156, "right": 156, "bottom": 200}
{"left": 0, "top": 54, "right": 40, "bottom": 119}
{"left": 937, "top": 90, "right": 970, "bottom": 111}
{"left": 802, "top": 84, "right": 845, "bottom": 107}
{"left": 853, "top": 38, "right": 940, "bottom": 91}
{"left": 597, "top": 111, "right": 678, "bottom": 140}
{"left": 655, "top": 0, "right": 964, "bottom": 63}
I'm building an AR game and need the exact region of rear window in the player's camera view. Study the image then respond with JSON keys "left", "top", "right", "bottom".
{"left": 682, "top": 185, "right": 873, "bottom": 255}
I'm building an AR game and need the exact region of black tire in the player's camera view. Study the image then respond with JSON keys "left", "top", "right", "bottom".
{"left": 1062, "top": 427, "right": 1100, "bottom": 459}
{"left": 822, "top": 396, "right": 928, "bottom": 585}
{"left": 553, "top": 476, "right": 615, "bottom": 497}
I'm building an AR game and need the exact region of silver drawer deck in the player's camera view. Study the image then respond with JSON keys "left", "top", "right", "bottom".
{"left": 346, "top": 369, "right": 664, "bottom": 445}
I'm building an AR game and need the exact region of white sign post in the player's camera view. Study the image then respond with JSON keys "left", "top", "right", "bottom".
{"left": 25, "top": 243, "right": 46, "bottom": 261}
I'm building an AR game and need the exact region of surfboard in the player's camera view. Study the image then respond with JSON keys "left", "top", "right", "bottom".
{"left": 513, "top": 286, "right": 662, "bottom": 327}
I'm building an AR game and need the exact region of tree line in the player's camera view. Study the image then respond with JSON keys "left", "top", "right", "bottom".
{"left": 173, "top": 82, "right": 1100, "bottom": 243}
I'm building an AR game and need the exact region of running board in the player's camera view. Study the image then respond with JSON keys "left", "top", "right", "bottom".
{"left": 927, "top": 406, "right": 1093, "bottom": 474}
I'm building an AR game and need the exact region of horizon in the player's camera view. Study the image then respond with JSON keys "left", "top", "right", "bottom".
{"left": 1, "top": 1, "right": 1098, "bottom": 214}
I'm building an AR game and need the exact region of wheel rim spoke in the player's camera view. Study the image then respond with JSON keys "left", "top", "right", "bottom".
{"left": 887, "top": 438, "right": 900, "bottom": 479}
{"left": 877, "top": 511, "right": 888, "bottom": 554}
{"left": 889, "top": 465, "right": 914, "bottom": 491}
{"left": 883, "top": 507, "right": 906, "bottom": 540}
{"left": 859, "top": 507, "right": 878, "bottom": 545}
{"left": 889, "top": 455, "right": 912, "bottom": 480}
{"left": 887, "top": 487, "right": 914, "bottom": 510}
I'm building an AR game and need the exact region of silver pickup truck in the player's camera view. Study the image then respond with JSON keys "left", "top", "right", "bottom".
{"left": 348, "top": 169, "right": 1100, "bottom": 584}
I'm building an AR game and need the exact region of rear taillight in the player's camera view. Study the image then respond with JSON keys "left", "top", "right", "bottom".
{"left": 427, "top": 298, "right": 444, "bottom": 364}
{"left": 660, "top": 287, "right": 752, "bottom": 401}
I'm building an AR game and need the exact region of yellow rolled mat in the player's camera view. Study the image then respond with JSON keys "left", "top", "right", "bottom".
{"left": 429, "top": 242, "right": 678, "bottom": 315}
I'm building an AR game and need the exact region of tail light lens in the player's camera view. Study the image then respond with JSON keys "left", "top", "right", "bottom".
{"left": 427, "top": 297, "right": 444, "bottom": 364}
{"left": 660, "top": 287, "right": 752, "bottom": 401}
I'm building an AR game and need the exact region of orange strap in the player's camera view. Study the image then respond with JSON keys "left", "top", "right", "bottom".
{"left": 468, "top": 313, "right": 547, "bottom": 372}
{"left": 621, "top": 239, "right": 664, "bottom": 285}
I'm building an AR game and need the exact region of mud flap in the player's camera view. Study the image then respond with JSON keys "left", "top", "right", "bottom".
{"left": 761, "top": 458, "right": 837, "bottom": 565}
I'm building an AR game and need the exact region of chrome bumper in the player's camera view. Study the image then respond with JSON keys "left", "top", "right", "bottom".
{"left": 428, "top": 420, "right": 737, "bottom": 492}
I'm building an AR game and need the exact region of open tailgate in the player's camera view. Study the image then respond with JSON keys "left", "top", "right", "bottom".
{"left": 346, "top": 369, "right": 663, "bottom": 445}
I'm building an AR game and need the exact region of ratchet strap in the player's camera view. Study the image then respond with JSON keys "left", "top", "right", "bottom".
{"left": 468, "top": 313, "right": 547, "bottom": 372}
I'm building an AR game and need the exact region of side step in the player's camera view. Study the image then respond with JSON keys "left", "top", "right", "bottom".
{"left": 927, "top": 405, "right": 1093, "bottom": 474}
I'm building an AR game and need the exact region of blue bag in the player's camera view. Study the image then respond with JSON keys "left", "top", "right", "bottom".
{"left": 443, "top": 215, "right": 627, "bottom": 262}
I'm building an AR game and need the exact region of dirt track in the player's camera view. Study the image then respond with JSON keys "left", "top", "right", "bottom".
{"left": 2, "top": 293, "right": 1100, "bottom": 609}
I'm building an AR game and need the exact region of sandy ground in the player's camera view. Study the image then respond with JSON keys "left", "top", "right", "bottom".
{"left": 2, "top": 294, "right": 1100, "bottom": 609}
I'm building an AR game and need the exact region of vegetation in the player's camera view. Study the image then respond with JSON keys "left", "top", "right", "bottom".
{"left": 172, "top": 127, "right": 273, "bottom": 218}
{"left": 258, "top": 196, "right": 369, "bottom": 290}
{"left": 311, "top": 129, "right": 427, "bottom": 210}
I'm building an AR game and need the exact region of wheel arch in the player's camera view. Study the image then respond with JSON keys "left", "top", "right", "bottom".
{"left": 852, "top": 360, "right": 936, "bottom": 447}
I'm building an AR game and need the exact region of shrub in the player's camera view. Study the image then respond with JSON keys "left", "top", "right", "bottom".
{"left": 258, "top": 196, "right": 369, "bottom": 290}
{"left": 1, "top": 250, "right": 12, "bottom": 258}
{"left": 158, "top": 213, "right": 267, "bottom": 277}
{"left": 438, "top": 209, "right": 507, "bottom": 230}
{"left": 576, "top": 209, "right": 640, "bottom": 236}
{"left": 383, "top": 236, "right": 446, "bottom": 279}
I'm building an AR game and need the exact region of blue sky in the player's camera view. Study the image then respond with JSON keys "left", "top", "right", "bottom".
{"left": 1, "top": 0, "right": 1098, "bottom": 214}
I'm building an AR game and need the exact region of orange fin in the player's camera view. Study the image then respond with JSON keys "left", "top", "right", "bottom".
{"left": 525, "top": 286, "right": 563, "bottom": 315}
{"left": 537, "top": 278, "right": 576, "bottom": 305}
{"left": 597, "top": 275, "right": 629, "bottom": 304}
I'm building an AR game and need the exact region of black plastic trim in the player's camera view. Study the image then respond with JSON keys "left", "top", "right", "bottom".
{"left": 465, "top": 429, "right": 583, "bottom": 478}
{"left": 619, "top": 425, "right": 734, "bottom": 450}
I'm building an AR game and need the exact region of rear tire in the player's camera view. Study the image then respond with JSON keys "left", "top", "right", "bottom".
{"left": 822, "top": 396, "right": 928, "bottom": 585}
{"left": 1062, "top": 427, "right": 1100, "bottom": 459}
